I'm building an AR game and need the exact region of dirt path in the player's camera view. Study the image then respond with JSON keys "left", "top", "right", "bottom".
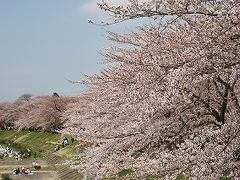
{"left": 0, "top": 171, "right": 59, "bottom": 180}
{"left": 0, "top": 159, "right": 59, "bottom": 180}
{"left": 9, "top": 171, "right": 59, "bottom": 180}
{"left": 0, "top": 159, "right": 47, "bottom": 167}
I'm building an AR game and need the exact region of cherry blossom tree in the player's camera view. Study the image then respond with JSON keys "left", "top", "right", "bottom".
{"left": 0, "top": 102, "right": 19, "bottom": 130}
{"left": 15, "top": 95, "right": 76, "bottom": 131}
{"left": 63, "top": 0, "right": 240, "bottom": 179}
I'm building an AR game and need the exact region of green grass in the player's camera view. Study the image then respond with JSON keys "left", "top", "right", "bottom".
{"left": 176, "top": 174, "right": 189, "bottom": 180}
{"left": 146, "top": 175, "right": 159, "bottom": 180}
{"left": 118, "top": 169, "right": 134, "bottom": 178}
{"left": 55, "top": 141, "right": 78, "bottom": 159}
{"left": 0, "top": 130, "right": 77, "bottom": 160}
{"left": 219, "top": 178, "right": 231, "bottom": 180}
{"left": 145, "top": 174, "right": 189, "bottom": 180}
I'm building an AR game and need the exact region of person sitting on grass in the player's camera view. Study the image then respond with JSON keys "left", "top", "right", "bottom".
{"left": 55, "top": 144, "right": 60, "bottom": 151}
{"left": 21, "top": 167, "right": 26, "bottom": 174}
{"left": 32, "top": 160, "right": 36, "bottom": 167}
{"left": 27, "top": 149, "right": 32, "bottom": 157}
{"left": 63, "top": 137, "right": 68, "bottom": 147}
{"left": 32, "top": 160, "right": 41, "bottom": 170}
{"left": 13, "top": 168, "right": 20, "bottom": 175}
{"left": 25, "top": 168, "right": 31, "bottom": 175}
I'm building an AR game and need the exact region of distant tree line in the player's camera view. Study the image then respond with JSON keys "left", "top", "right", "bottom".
{"left": 0, "top": 93, "right": 77, "bottom": 132}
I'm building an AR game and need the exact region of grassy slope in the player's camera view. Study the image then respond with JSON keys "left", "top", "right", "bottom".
{"left": 0, "top": 130, "right": 77, "bottom": 160}
{"left": 0, "top": 130, "right": 82, "bottom": 180}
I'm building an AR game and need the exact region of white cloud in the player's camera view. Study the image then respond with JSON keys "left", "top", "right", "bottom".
{"left": 78, "top": 0, "right": 101, "bottom": 14}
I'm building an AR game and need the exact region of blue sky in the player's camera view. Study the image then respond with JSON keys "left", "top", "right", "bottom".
{"left": 0, "top": 0, "right": 135, "bottom": 102}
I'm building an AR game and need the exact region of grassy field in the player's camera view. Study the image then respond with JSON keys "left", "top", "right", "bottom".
{"left": 0, "top": 130, "right": 78, "bottom": 160}
{"left": 0, "top": 130, "right": 82, "bottom": 180}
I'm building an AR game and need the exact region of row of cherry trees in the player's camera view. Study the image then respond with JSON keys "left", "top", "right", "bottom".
{"left": 62, "top": 0, "right": 240, "bottom": 179}
{"left": 0, "top": 93, "right": 76, "bottom": 131}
